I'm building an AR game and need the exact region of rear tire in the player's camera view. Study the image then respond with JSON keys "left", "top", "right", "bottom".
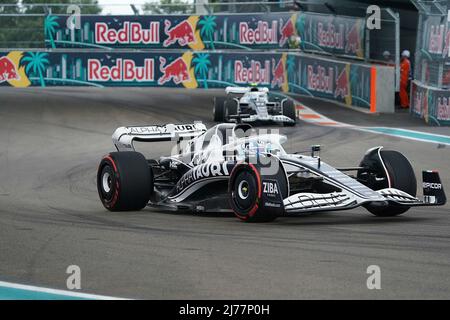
{"left": 365, "top": 150, "right": 417, "bottom": 217}
{"left": 225, "top": 99, "right": 238, "bottom": 121}
{"left": 213, "top": 97, "right": 226, "bottom": 122}
{"left": 97, "top": 152, "right": 153, "bottom": 211}
{"left": 282, "top": 99, "right": 296, "bottom": 126}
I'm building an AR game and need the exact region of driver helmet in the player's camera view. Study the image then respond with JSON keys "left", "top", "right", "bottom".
{"left": 249, "top": 83, "right": 259, "bottom": 92}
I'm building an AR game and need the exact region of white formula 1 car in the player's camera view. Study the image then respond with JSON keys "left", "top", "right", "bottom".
{"left": 213, "top": 86, "right": 296, "bottom": 126}
{"left": 97, "top": 122, "right": 446, "bottom": 222}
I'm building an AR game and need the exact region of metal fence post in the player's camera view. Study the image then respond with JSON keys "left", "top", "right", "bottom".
{"left": 365, "top": 23, "right": 370, "bottom": 62}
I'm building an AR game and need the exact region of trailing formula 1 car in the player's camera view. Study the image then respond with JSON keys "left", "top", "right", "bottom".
{"left": 213, "top": 86, "right": 296, "bottom": 126}
{"left": 97, "top": 122, "right": 446, "bottom": 222}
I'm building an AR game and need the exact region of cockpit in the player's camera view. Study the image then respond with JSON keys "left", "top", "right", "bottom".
{"left": 183, "top": 123, "right": 287, "bottom": 165}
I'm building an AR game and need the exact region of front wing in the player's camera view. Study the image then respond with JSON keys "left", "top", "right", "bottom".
{"left": 282, "top": 173, "right": 446, "bottom": 215}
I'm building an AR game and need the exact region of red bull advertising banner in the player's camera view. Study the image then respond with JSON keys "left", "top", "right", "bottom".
{"left": 296, "top": 13, "right": 365, "bottom": 59}
{"left": 287, "top": 54, "right": 372, "bottom": 109}
{"left": 43, "top": 12, "right": 365, "bottom": 59}
{"left": 411, "top": 81, "right": 450, "bottom": 126}
{"left": 0, "top": 50, "right": 373, "bottom": 111}
{"left": 420, "top": 16, "right": 450, "bottom": 61}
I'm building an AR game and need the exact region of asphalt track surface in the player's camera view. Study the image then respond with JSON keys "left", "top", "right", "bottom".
{"left": 0, "top": 87, "right": 449, "bottom": 299}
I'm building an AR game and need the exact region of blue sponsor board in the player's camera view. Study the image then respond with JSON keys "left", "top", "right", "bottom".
{"left": 0, "top": 50, "right": 373, "bottom": 110}
{"left": 44, "top": 12, "right": 365, "bottom": 59}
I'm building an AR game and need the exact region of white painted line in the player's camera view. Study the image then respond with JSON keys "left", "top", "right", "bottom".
{"left": 0, "top": 281, "right": 129, "bottom": 300}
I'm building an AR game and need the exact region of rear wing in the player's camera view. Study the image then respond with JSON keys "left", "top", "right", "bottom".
{"left": 113, "top": 122, "right": 207, "bottom": 151}
{"left": 225, "top": 86, "right": 269, "bottom": 95}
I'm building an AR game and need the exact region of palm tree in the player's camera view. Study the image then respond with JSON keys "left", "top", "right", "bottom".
{"left": 286, "top": 55, "right": 296, "bottom": 84}
{"left": 21, "top": 52, "right": 50, "bottom": 87}
{"left": 349, "top": 66, "right": 360, "bottom": 97}
{"left": 199, "top": 15, "right": 217, "bottom": 50}
{"left": 296, "top": 14, "right": 306, "bottom": 50}
{"left": 193, "top": 53, "right": 211, "bottom": 89}
{"left": 45, "top": 15, "right": 59, "bottom": 49}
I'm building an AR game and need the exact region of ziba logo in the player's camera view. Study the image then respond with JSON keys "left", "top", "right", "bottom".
{"left": 263, "top": 181, "right": 279, "bottom": 195}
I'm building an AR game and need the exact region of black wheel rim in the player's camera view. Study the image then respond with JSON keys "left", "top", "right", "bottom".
{"left": 233, "top": 171, "right": 257, "bottom": 213}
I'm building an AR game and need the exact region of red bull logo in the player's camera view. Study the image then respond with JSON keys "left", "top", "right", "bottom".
{"left": 95, "top": 22, "right": 160, "bottom": 45}
{"left": 437, "top": 96, "right": 450, "bottom": 121}
{"left": 271, "top": 58, "right": 285, "bottom": 88}
{"left": 413, "top": 89, "right": 424, "bottom": 116}
{"left": 279, "top": 19, "right": 295, "bottom": 47}
{"left": 442, "top": 30, "right": 450, "bottom": 58}
{"left": 158, "top": 56, "right": 190, "bottom": 85}
{"left": 163, "top": 19, "right": 195, "bottom": 47}
{"left": 88, "top": 58, "right": 154, "bottom": 82}
{"left": 234, "top": 60, "right": 270, "bottom": 85}
{"left": 428, "top": 24, "right": 445, "bottom": 54}
{"left": 345, "top": 24, "right": 361, "bottom": 54}
{"left": 239, "top": 21, "right": 278, "bottom": 45}
{"left": 0, "top": 56, "right": 19, "bottom": 83}
{"left": 307, "top": 65, "right": 333, "bottom": 94}
{"left": 318, "top": 22, "right": 344, "bottom": 49}
{"left": 334, "top": 69, "right": 349, "bottom": 99}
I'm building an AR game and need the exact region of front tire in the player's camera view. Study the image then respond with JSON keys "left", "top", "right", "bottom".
{"left": 364, "top": 150, "right": 417, "bottom": 217}
{"left": 282, "top": 99, "right": 296, "bottom": 126}
{"left": 229, "top": 157, "right": 288, "bottom": 222}
{"left": 229, "top": 163, "right": 277, "bottom": 222}
{"left": 97, "top": 152, "right": 153, "bottom": 211}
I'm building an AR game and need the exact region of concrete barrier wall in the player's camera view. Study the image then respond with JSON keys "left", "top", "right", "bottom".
{"left": 0, "top": 50, "right": 394, "bottom": 113}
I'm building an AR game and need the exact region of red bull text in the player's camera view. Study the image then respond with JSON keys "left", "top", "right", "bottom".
{"left": 239, "top": 21, "right": 278, "bottom": 45}
{"left": 318, "top": 22, "right": 344, "bottom": 49}
{"left": 307, "top": 65, "right": 333, "bottom": 94}
{"left": 437, "top": 97, "right": 450, "bottom": 121}
{"left": 95, "top": 22, "right": 160, "bottom": 45}
{"left": 234, "top": 60, "right": 270, "bottom": 85}
{"left": 428, "top": 24, "right": 445, "bottom": 54}
{"left": 88, "top": 58, "right": 155, "bottom": 82}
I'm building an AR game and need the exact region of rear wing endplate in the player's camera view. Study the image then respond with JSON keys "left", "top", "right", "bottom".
{"left": 113, "top": 122, "right": 207, "bottom": 151}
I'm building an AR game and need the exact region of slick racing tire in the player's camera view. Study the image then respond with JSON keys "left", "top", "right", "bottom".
{"left": 229, "top": 158, "right": 288, "bottom": 222}
{"left": 213, "top": 97, "right": 226, "bottom": 122}
{"left": 282, "top": 99, "right": 296, "bottom": 126}
{"left": 97, "top": 151, "right": 153, "bottom": 211}
{"left": 225, "top": 99, "right": 238, "bottom": 121}
{"left": 365, "top": 150, "right": 417, "bottom": 217}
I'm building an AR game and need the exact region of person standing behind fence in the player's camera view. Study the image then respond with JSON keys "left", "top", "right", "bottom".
{"left": 382, "top": 51, "right": 395, "bottom": 65}
{"left": 400, "top": 50, "right": 411, "bottom": 109}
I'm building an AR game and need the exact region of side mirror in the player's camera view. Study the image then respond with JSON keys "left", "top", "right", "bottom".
{"left": 311, "top": 145, "right": 321, "bottom": 157}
